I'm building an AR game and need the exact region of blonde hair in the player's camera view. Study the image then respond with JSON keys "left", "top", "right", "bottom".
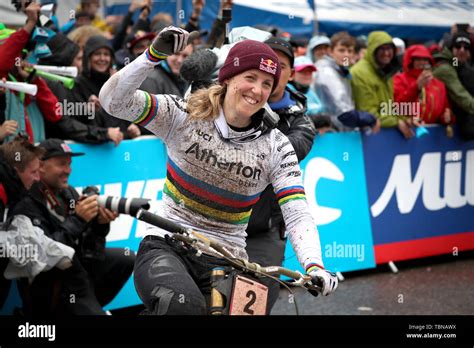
{"left": 186, "top": 84, "right": 227, "bottom": 121}
{"left": 68, "top": 25, "right": 104, "bottom": 48}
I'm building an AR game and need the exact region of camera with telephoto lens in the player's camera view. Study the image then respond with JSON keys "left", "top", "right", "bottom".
{"left": 97, "top": 196, "right": 151, "bottom": 217}
{"left": 82, "top": 186, "right": 151, "bottom": 216}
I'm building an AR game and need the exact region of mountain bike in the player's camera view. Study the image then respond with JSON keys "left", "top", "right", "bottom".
{"left": 133, "top": 207, "right": 322, "bottom": 315}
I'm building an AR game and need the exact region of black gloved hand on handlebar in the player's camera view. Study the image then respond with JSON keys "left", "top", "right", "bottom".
{"left": 308, "top": 268, "right": 338, "bottom": 297}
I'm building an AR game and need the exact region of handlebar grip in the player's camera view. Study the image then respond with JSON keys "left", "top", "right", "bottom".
{"left": 311, "top": 277, "right": 323, "bottom": 288}
{"left": 136, "top": 209, "right": 187, "bottom": 234}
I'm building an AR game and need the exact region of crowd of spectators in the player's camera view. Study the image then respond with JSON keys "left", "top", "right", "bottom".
{"left": 0, "top": 0, "right": 473, "bottom": 316}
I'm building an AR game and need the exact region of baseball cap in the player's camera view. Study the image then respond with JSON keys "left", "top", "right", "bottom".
{"left": 39, "top": 139, "right": 85, "bottom": 160}
{"left": 127, "top": 31, "right": 156, "bottom": 50}
{"left": 309, "top": 35, "right": 331, "bottom": 49}
{"left": 294, "top": 56, "right": 316, "bottom": 72}
{"left": 264, "top": 37, "right": 295, "bottom": 67}
{"left": 451, "top": 31, "right": 471, "bottom": 48}
{"left": 393, "top": 37, "right": 405, "bottom": 54}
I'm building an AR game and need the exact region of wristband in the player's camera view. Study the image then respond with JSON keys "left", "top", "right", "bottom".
{"left": 145, "top": 45, "right": 168, "bottom": 63}
{"left": 306, "top": 263, "right": 324, "bottom": 274}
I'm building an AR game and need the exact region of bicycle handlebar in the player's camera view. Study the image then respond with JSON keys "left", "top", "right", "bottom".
{"left": 136, "top": 209, "right": 188, "bottom": 234}
{"left": 135, "top": 208, "right": 322, "bottom": 291}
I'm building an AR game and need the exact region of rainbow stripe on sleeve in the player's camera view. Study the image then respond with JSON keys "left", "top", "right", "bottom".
{"left": 133, "top": 92, "right": 159, "bottom": 126}
{"left": 276, "top": 185, "right": 306, "bottom": 206}
{"left": 145, "top": 46, "right": 168, "bottom": 63}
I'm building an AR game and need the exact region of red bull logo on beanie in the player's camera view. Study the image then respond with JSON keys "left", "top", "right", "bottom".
{"left": 259, "top": 58, "right": 277, "bottom": 75}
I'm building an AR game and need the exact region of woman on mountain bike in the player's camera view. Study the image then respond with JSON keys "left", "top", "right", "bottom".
{"left": 99, "top": 26, "right": 338, "bottom": 315}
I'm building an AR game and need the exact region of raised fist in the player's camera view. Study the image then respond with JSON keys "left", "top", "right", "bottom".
{"left": 151, "top": 26, "right": 200, "bottom": 57}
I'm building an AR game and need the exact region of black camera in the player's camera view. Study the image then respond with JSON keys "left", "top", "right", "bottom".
{"left": 262, "top": 104, "right": 280, "bottom": 130}
{"left": 82, "top": 185, "right": 100, "bottom": 197}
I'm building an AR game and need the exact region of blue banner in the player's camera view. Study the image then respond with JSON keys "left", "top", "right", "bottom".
{"left": 363, "top": 126, "right": 474, "bottom": 263}
{"left": 364, "top": 126, "right": 474, "bottom": 245}
{"left": 283, "top": 132, "right": 376, "bottom": 274}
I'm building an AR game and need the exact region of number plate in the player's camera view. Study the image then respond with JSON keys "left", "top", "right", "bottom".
{"left": 229, "top": 275, "right": 268, "bottom": 315}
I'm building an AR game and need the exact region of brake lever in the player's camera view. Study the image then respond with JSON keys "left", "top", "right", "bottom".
{"left": 304, "top": 274, "right": 323, "bottom": 293}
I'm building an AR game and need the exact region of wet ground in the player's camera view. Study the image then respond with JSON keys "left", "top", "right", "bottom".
{"left": 271, "top": 251, "right": 474, "bottom": 315}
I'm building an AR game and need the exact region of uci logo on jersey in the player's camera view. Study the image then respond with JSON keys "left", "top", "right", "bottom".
{"left": 195, "top": 129, "right": 213, "bottom": 142}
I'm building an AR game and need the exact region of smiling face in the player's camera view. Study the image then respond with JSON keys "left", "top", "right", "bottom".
{"left": 167, "top": 44, "right": 193, "bottom": 76}
{"left": 40, "top": 156, "right": 72, "bottom": 190}
{"left": 222, "top": 69, "right": 274, "bottom": 127}
{"left": 412, "top": 57, "right": 430, "bottom": 70}
{"left": 375, "top": 44, "right": 394, "bottom": 68}
{"left": 89, "top": 48, "right": 112, "bottom": 73}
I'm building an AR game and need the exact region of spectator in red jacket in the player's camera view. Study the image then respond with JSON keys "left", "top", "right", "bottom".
{"left": 394, "top": 44, "right": 452, "bottom": 125}
{"left": 0, "top": 3, "right": 61, "bottom": 143}
{"left": 0, "top": 3, "right": 104, "bottom": 145}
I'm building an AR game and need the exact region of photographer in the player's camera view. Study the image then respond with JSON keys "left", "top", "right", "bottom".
{"left": 11, "top": 138, "right": 135, "bottom": 316}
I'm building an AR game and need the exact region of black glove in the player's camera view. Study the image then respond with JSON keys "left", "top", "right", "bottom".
{"left": 151, "top": 26, "right": 200, "bottom": 56}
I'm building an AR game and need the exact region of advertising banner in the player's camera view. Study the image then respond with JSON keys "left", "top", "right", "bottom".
{"left": 363, "top": 127, "right": 474, "bottom": 263}
{"left": 282, "top": 132, "right": 376, "bottom": 274}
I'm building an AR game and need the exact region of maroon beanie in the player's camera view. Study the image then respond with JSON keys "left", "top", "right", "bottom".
{"left": 218, "top": 40, "right": 281, "bottom": 91}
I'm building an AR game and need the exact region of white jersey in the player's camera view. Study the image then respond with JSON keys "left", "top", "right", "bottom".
{"left": 99, "top": 51, "right": 324, "bottom": 270}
